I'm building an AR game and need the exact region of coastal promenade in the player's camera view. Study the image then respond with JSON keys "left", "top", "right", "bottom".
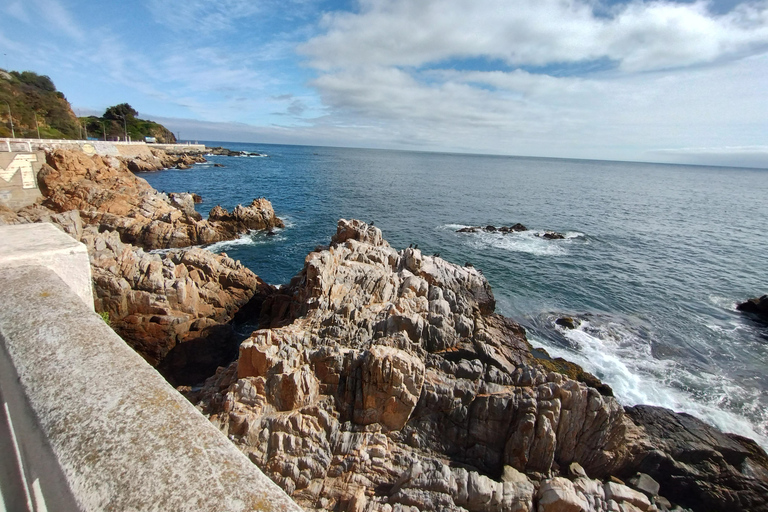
{"left": 0, "top": 224, "right": 301, "bottom": 511}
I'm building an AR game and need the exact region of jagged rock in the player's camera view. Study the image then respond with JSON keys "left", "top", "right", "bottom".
{"left": 537, "top": 477, "right": 590, "bottom": 512}
{"left": 188, "top": 220, "right": 768, "bottom": 512}
{"left": 37, "top": 149, "right": 282, "bottom": 249}
{"left": 190, "top": 219, "right": 671, "bottom": 511}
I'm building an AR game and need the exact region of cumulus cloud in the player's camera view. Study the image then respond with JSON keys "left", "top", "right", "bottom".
{"left": 303, "top": 0, "right": 768, "bottom": 72}
{"left": 293, "top": 0, "right": 768, "bottom": 167}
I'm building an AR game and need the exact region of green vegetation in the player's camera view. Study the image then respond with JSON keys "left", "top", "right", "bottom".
{"left": 98, "top": 311, "right": 111, "bottom": 325}
{"left": 0, "top": 68, "right": 176, "bottom": 142}
{"left": 82, "top": 103, "right": 176, "bottom": 143}
{"left": 0, "top": 69, "right": 80, "bottom": 138}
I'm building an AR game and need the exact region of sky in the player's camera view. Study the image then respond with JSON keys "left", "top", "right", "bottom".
{"left": 1, "top": 0, "right": 767, "bottom": 167}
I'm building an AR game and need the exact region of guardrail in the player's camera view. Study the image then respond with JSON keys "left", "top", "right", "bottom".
{"left": 0, "top": 223, "right": 302, "bottom": 512}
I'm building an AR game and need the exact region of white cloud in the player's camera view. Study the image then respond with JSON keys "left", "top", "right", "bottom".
{"left": 303, "top": 0, "right": 768, "bottom": 72}
{"left": 291, "top": 0, "right": 768, "bottom": 167}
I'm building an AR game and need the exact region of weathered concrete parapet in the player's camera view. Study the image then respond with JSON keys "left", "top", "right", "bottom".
{"left": 0, "top": 223, "right": 94, "bottom": 310}
{"left": 0, "top": 265, "right": 303, "bottom": 512}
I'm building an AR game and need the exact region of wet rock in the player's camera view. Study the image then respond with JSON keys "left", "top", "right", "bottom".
{"left": 623, "top": 405, "right": 768, "bottom": 512}
{"left": 555, "top": 317, "right": 577, "bottom": 329}
{"left": 538, "top": 231, "right": 565, "bottom": 240}
{"left": 736, "top": 295, "right": 768, "bottom": 320}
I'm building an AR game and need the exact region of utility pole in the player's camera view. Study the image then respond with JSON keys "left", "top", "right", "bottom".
{"left": 121, "top": 115, "right": 128, "bottom": 142}
{"left": 3, "top": 101, "right": 14, "bottom": 138}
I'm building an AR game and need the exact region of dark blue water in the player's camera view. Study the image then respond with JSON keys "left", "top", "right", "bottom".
{"left": 143, "top": 142, "right": 768, "bottom": 447}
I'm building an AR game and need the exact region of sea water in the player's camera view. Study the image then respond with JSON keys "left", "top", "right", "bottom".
{"left": 143, "top": 143, "right": 768, "bottom": 449}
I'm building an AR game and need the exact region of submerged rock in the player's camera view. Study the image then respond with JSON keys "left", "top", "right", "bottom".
{"left": 189, "top": 219, "right": 767, "bottom": 512}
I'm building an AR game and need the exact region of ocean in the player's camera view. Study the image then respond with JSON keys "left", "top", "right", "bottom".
{"left": 142, "top": 142, "right": 768, "bottom": 449}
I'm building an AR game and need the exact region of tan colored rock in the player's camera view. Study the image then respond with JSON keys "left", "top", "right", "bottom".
{"left": 354, "top": 345, "right": 425, "bottom": 430}
{"left": 604, "top": 482, "right": 650, "bottom": 511}
{"left": 537, "top": 478, "right": 589, "bottom": 512}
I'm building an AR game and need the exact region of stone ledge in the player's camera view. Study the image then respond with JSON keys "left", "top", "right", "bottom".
{"left": 0, "top": 266, "right": 302, "bottom": 512}
{"left": 0, "top": 223, "right": 94, "bottom": 310}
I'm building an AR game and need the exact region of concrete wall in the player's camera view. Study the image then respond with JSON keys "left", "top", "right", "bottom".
{"left": 0, "top": 223, "right": 94, "bottom": 310}
{"left": 0, "top": 264, "right": 303, "bottom": 511}
{"left": 0, "top": 151, "right": 44, "bottom": 209}
{"left": 0, "top": 138, "right": 206, "bottom": 158}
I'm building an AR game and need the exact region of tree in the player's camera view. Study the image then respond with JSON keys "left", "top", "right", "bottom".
{"left": 103, "top": 103, "right": 138, "bottom": 121}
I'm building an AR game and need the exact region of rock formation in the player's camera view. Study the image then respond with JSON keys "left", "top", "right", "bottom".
{"left": 190, "top": 220, "right": 768, "bottom": 512}
{"left": 457, "top": 223, "right": 528, "bottom": 233}
{"left": 736, "top": 295, "right": 768, "bottom": 321}
{"left": 38, "top": 149, "right": 283, "bottom": 249}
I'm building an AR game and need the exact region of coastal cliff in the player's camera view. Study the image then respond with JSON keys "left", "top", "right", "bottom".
{"left": 190, "top": 220, "right": 768, "bottom": 512}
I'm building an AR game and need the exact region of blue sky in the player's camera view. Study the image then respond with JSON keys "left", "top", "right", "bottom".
{"left": 1, "top": 0, "right": 767, "bottom": 167}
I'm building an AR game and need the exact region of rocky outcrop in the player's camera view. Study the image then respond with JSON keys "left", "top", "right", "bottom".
{"left": 190, "top": 220, "right": 767, "bottom": 512}
{"left": 38, "top": 149, "right": 283, "bottom": 249}
{"left": 456, "top": 224, "right": 565, "bottom": 239}
{"left": 122, "top": 148, "right": 206, "bottom": 172}
{"left": 457, "top": 223, "right": 528, "bottom": 233}
{"left": 736, "top": 295, "right": 768, "bottom": 321}
{"left": 623, "top": 406, "right": 768, "bottom": 512}
{"left": 206, "top": 146, "right": 266, "bottom": 157}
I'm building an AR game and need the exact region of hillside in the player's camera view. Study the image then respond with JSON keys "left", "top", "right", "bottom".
{"left": 0, "top": 69, "right": 175, "bottom": 142}
{"left": 0, "top": 69, "right": 80, "bottom": 138}
{"left": 81, "top": 103, "right": 176, "bottom": 143}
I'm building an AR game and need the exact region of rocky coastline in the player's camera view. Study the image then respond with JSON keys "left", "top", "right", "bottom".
{"left": 187, "top": 219, "right": 767, "bottom": 512}
{"left": 2, "top": 147, "right": 767, "bottom": 511}
{"left": 0, "top": 147, "right": 283, "bottom": 380}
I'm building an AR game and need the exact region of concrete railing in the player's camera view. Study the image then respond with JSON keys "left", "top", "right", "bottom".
{"left": 0, "top": 224, "right": 302, "bottom": 511}
{"left": 0, "top": 139, "right": 205, "bottom": 152}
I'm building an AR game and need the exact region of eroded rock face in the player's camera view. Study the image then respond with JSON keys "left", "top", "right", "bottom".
{"left": 193, "top": 220, "right": 726, "bottom": 511}
{"left": 83, "top": 225, "right": 273, "bottom": 383}
{"left": 38, "top": 149, "right": 283, "bottom": 249}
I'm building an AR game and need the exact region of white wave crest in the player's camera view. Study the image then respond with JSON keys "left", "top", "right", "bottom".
{"left": 534, "top": 318, "right": 768, "bottom": 449}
